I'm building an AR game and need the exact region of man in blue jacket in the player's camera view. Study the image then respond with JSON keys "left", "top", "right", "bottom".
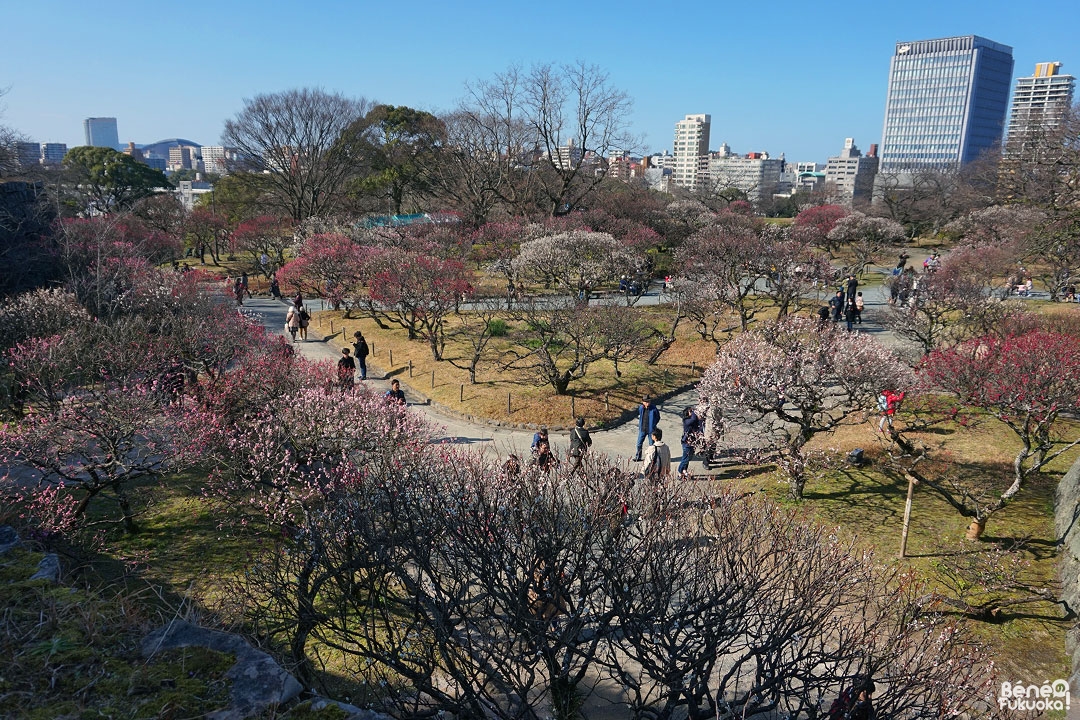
{"left": 634, "top": 396, "right": 661, "bottom": 462}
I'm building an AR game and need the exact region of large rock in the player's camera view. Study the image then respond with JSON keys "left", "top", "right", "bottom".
{"left": 142, "top": 620, "right": 303, "bottom": 720}
{"left": 0, "top": 525, "right": 20, "bottom": 554}
{"left": 29, "top": 553, "right": 60, "bottom": 582}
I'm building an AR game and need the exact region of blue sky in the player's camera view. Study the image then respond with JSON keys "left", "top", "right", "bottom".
{"left": 3, "top": 0, "right": 1078, "bottom": 164}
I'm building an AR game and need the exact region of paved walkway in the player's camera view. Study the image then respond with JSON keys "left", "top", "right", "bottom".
{"left": 242, "top": 297, "right": 705, "bottom": 475}
{"left": 241, "top": 271, "right": 924, "bottom": 477}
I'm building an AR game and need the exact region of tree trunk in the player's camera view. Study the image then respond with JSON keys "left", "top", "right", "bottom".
{"left": 117, "top": 494, "right": 137, "bottom": 534}
{"left": 965, "top": 518, "right": 986, "bottom": 540}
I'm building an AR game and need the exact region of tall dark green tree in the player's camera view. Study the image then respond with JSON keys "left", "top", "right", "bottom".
{"left": 355, "top": 104, "right": 445, "bottom": 215}
{"left": 62, "top": 146, "right": 170, "bottom": 214}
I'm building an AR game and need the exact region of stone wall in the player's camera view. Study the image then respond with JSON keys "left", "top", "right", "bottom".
{"left": 1055, "top": 456, "right": 1080, "bottom": 689}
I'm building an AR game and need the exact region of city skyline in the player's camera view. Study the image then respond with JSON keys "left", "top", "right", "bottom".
{"left": 3, "top": 0, "right": 1079, "bottom": 164}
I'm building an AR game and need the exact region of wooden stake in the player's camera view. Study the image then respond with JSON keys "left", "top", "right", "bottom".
{"left": 389, "top": 349, "right": 393, "bottom": 366}
{"left": 507, "top": 392, "right": 511, "bottom": 415}
{"left": 900, "top": 473, "right": 917, "bottom": 558}
{"left": 571, "top": 396, "right": 576, "bottom": 418}
{"left": 460, "top": 384, "right": 464, "bottom": 403}
{"left": 408, "top": 360, "right": 413, "bottom": 377}
{"left": 431, "top": 370, "right": 435, "bottom": 388}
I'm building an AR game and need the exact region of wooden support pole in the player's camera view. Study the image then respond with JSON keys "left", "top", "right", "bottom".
{"left": 460, "top": 384, "right": 464, "bottom": 403}
{"left": 389, "top": 349, "right": 393, "bottom": 366}
{"left": 408, "top": 360, "right": 413, "bottom": 377}
{"left": 605, "top": 393, "right": 610, "bottom": 412}
{"left": 330, "top": 320, "right": 334, "bottom": 335}
{"left": 899, "top": 473, "right": 917, "bottom": 558}
{"left": 507, "top": 392, "right": 511, "bottom": 415}
{"left": 431, "top": 370, "right": 435, "bottom": 388}
{"left": 691, "top": 361, "right": 696, "bottom": 375}
{"left": 571, "top": 396, "right": 576, "bottom": 418}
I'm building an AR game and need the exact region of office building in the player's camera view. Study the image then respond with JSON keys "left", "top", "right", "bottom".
{"left": 41, "top": 143, "right": 68, "bottom": 165}
{"left": 1006, "top": 62, "right": 1075, "bottom": 154}
{"left": 672, "top": 114, "right": 711, "bottom": 190}
{"left": 168, "top": 145, "right": 196, "bottom": 171}
{"left": 83, "top": 117, "right": 120, "bottom": 149}
{"left": 15, "top": 142, "right": 41, "bottom": 167}
{"left": 824, "top": 138, "right": 879, "bottom": 205}
{"left": 879, "top": 36, "right": 1013, "bottom": 174}
{"left": 707, "top": 146, "right": 784, "bottom": 203}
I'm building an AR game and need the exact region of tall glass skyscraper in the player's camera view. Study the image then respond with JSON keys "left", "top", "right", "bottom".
{"left": 879, "top": 36, "right": 1013, "bottom": 174}
{"left": 83, "top": 117, "right": 120, "bottom": 150}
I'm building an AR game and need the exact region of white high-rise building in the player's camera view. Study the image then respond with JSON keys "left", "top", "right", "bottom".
{"left": 824, "top": 138, "right": 879, "bottom": 206}
{"left": 672, "top": 114, "right": 710, "bottom": 190}
{"left": 200, "top": 146, "right": 230, "bottom": 175}
{"left": 1006, "top": 62, "right": 1075, "bottom": 155}
{"left": 708, "top": 149, "right": 784, "bottom": 203}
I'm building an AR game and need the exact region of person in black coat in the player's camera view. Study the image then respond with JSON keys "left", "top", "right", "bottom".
{"left": 829, "top": 291, "right": 845, "bottom": 322}
{"left": 678, "top": 407, "right": 702, "bottom": 477}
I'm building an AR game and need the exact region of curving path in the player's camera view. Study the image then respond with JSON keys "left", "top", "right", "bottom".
{"left": 242, "top": 297, "right": 703, "bottom": 475}
{"left": 240, "top": 269, "right": 932, "bottom": 476}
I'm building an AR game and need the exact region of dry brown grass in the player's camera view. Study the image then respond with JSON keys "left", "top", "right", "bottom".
{"left": 319, "top": 306, "right": 720, "bottom": 427}
{"left": 709, "top": 415, "right": 1079, "bottom": 682}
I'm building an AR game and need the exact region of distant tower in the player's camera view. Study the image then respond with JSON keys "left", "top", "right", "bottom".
{"left": 672, "top": 114, "right": 711, "bottom": 190}
{"left": 879, "top": 36, "right": 1013, "bottom": 174}
{"left": 1006, "top": 62, "right": 1075, "bottom": 155}
{"left": 83, "top": 117, "right": 119, "bottom": 149}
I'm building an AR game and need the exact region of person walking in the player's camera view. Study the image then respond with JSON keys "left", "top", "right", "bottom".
{"left": 878, "top": 389, "right": 905, "bottom": 433}
{"left": 240, "top": 271, "right": 251, "bottom": 299}
{"left": 634, "top": 397, "right": 661, "bottom": 462}
{"left": 568, "top": 417, "right": 592, "bottom": 475}
{"left": 640, "top": 428, "right": 671, "bottom": 482}
{"left": 297, "top": 303, "right": 310, "bottom": 341}
{"left": 854, "top": 291, "right": 864, "bottom": 324}
{"left": 233, "top": 276, "right": 244, "bottom": 306}
{"left": 844, "top": 297, "right": 858, "bottom": 332}
{"left": 352, "top": 331, "right": 370, "bottom": 380}
{"left": 337, "top": 347, "right": 356, "bottom": 393}
{"left": 285, "top": 304, "right": 300, "bottom": 342}
{"left": 678, "top": 406, "right": 702, "bottom": 478}
{"left": 845, "top": 274, "right": 858, "bottom": 302}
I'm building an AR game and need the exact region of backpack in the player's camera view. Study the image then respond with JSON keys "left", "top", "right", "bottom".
{"left": 299, "top": 309, "right": 310, "bottom": 322}
{"left": 876, "top": 394, "right": 889, "bottom": 412}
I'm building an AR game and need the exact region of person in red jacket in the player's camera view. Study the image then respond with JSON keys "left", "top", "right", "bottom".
{"left": 878, "top": 390, "right": 905, "bottom": 432}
